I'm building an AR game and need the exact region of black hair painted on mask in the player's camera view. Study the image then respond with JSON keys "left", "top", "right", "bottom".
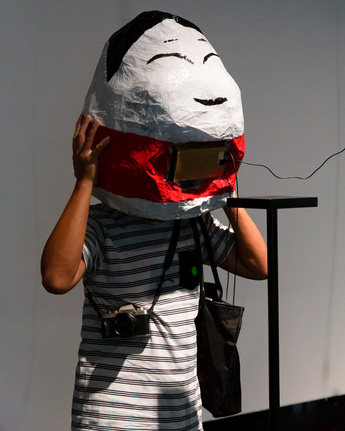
{"left": 106, "top": 10, "right": 203, "bottom": 81}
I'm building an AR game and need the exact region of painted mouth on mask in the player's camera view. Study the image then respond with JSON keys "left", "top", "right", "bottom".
{"left": 194, "top": 97, "right": 228, "bottom": 106}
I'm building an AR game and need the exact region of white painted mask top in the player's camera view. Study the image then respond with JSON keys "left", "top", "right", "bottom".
{"left": 83, "top": 11, "right": 245, "bottom": 220}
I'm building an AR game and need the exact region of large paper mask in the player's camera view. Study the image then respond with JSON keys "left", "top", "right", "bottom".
{"left": 83, "top": 10, "right": 245, "bottom": 220}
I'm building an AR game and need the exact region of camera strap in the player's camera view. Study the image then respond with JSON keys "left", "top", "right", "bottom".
{"left": 86, "top": 219, "right": 181, "bottom": 318}
{"left": 86, "top": 289, "right": 103, "bottom": 320}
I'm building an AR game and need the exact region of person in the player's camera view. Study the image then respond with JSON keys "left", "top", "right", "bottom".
{"left": 41, "top": 114, "right": 267, "bottom": 430}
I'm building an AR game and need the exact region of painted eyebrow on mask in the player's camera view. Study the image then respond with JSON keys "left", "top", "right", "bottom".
{"left": 147, "top": 53, "right": 194, "bottom": 65}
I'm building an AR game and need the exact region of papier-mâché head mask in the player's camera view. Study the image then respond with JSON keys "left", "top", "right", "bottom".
{"left": 83, "top": 10, "right": 245, "bottom": 220}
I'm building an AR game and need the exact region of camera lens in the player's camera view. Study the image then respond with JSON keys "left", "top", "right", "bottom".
{"left": 113, "top": 313, "right": 136, "bottom": 337}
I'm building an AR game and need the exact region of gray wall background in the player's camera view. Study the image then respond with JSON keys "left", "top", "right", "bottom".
{"left": 1, "top": 0, "right": 344, "bottom": 429}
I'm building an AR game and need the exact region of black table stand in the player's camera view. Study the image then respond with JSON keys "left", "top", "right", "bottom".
{"left": 227, "top": 196, "right": 318, "bottom": 431}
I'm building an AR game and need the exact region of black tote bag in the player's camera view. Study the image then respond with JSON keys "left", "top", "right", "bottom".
{"left": 191, "top": 217, "right": 244, "bottom": 418}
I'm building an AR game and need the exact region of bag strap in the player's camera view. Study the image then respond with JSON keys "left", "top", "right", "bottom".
{"left": 87, "top": 219, "right": 180, "bottom": 317}
{"left": 195, "top": 216, "right": 224, "bottom": 301}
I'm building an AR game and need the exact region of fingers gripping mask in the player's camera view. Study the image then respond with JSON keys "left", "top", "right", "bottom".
{"left": 83, "top": 10, "right": 245, "bottom": 220}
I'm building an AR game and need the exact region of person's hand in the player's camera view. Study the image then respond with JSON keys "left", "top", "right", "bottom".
{"left": 72, "top": 114, "right": 110, "bottom": 184}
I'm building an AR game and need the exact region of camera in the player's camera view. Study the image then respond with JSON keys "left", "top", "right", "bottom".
{"left": 101, "top": 304, "right": 151, "bottom": 339}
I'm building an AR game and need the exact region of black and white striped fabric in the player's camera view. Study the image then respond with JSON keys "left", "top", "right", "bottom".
{"left": 72, "top": 204, "right": 234, "bottom": 430}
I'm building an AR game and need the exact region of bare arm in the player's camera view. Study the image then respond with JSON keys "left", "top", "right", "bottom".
{"left": 41, "top": 115, "right": 110, "bottom": 294}
{"left": 219, "top": 197, "right": 268, "bottom": 280}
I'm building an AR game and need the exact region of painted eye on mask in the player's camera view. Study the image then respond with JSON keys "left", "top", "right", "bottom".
{"left": 147, "top": 53, "right": 194, "bottom": 65}
{"left": 203, "top": 53, "right": 220, "bottom": 64}
{"left": 147, "top": 52, "right": 220, "bottom": 65}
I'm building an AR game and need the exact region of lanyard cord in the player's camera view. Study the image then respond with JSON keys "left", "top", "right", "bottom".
{"left": 149, "top": 219, "right": 180, "bottom": 313}
{"left": 189, "top": 217, "right": 204, "bottom": 289}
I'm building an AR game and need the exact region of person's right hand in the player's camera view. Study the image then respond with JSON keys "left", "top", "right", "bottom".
{"left": 72, "top": 114, "right": 110, "bottom": 184}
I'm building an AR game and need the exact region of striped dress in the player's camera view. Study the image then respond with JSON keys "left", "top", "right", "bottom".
{"left": 72, "top": 204, "right": 234, "bottom": 431}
